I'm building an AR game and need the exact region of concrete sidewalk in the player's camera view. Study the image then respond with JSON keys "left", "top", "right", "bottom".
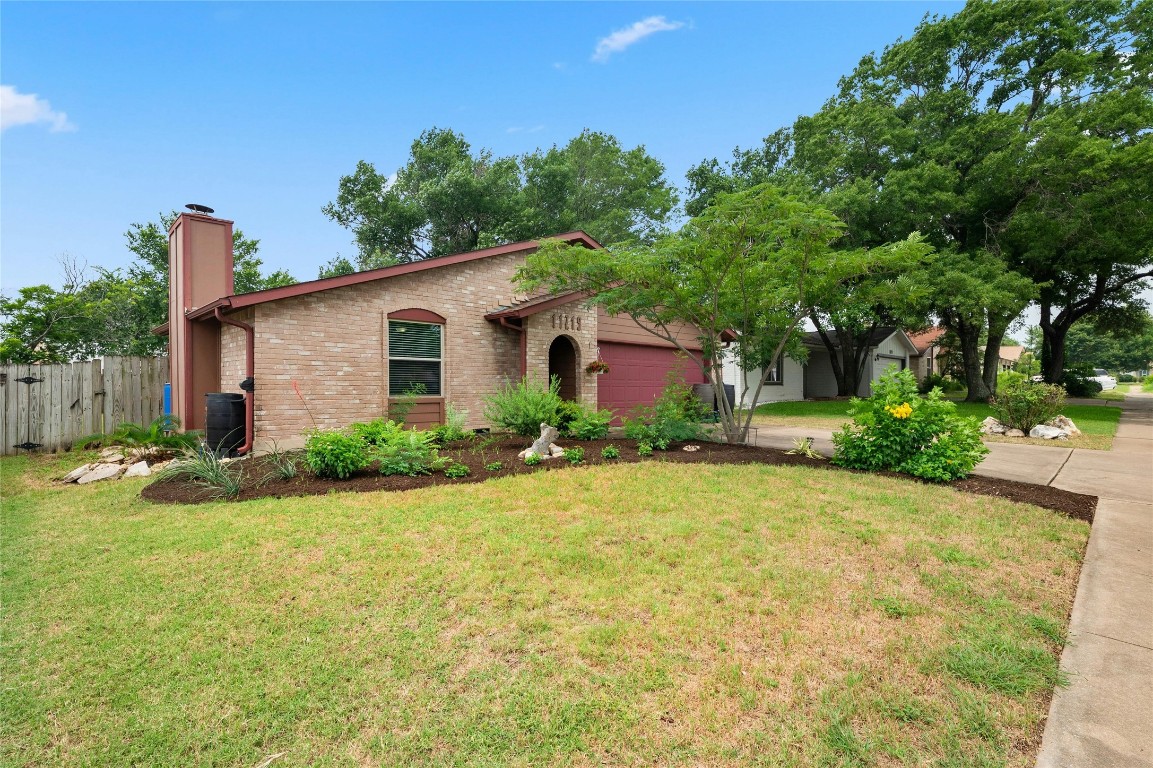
{"left": 1037, "top": 394, "right": 1153, "bottom": 768}
{"left": 751, "top": 396, "right": 1153, "bottom": 766}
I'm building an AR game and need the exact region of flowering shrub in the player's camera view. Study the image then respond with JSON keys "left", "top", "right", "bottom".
{"left": 832, "top": 368, "right": 988, "bottom": 482}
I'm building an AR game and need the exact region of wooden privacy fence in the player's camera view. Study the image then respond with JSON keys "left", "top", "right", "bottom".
{"left": 0, "top": 356, "right": 168, "bottom": 456}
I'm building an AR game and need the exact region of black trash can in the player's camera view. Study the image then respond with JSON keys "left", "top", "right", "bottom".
{"left": 205, "top": 393, "right": 245, "bottom": 457}
{"left": 721, "top": 384, "right": 736, "bottom": 413}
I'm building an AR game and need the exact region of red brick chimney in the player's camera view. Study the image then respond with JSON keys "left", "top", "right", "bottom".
{"left": 168, "top": 211, "right": 234, "bottom": 431}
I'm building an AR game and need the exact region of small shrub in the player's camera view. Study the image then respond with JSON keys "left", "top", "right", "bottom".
{"left": 564, "top": 446, "right": 585, "bottom": 465}
{"left": 431, "top": 403, "right": 471, "bottom": 445}
{"left": 524, "top": 452, "right": 542, "bottom": 466}
{"left": 350, "top": 417, "right": 404, "bottom": 447}
{"left": 1118, "top": 373, "right": 1136, "bottom": 383}
{"left": 484, "top": 461, "right": 504, "bottom": 472}
{"left": 565, "top": 405, "right": 614, "bottom": 440}
{"left": 622, "top": 373, "right": 706, "bottom": 448}
{"left": 484, "top": 376, "right": 562, "bottom": 436}
{"left": 305, "top": 429, "right": 369, "bottom": 480}
{"left": 991, "top": 377, "right": 1066, "bottom": 432}
{"left": 77, "top": 415, "right": 200, "bottom": 453}
{"left": 554, "top": 399, "right": 584, "bottom": 435}
{"left": 443, "top": 462, "right": 471, "bottom": 478}
{"left": 831, "top": 367, "right": 988, "bottom": 482}
{"left": 636, "top": 442, "right": 653, "bottom": 457}
{"left": 918, "top": 373, "right": 946, "bottom": 395}
{"left": 374, "top": 430, "right": 444, "bottom": 476}
{"left": 601, "top": 444, "right": 620, "bottom": 460}
{"left": 155, "top": 447, "right": 243, "bottom": 498}
{"left": 1060, "top": 370, "right": 1103, "bottom": 397}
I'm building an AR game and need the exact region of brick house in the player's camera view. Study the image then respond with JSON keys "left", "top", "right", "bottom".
{"left": 161, "top": 212, "right": 708, "bottom": 451}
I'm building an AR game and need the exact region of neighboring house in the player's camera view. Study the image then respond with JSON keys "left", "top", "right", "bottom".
{"left": 996, "top": 345, "right": 1024, "bottom": 372}
{"left": 723, "top": 327, "right": 918, "bottom": 407}
{"left": 908, "top": 327, "right": 946, "bottom": 382}
{"left": 160, "top": 212, "right": 709, "bottom": 449}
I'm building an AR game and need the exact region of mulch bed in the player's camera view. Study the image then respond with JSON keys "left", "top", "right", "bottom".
{"left": 139, "top": 435, "right": 1096, "bottom": 522}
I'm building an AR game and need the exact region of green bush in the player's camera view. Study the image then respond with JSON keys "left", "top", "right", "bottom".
{"left": 564, "top": 404, "right": 614, "bottom": 440}
{"left": 554, "top": 399, "right": 584, "bottom": 436}
{"left": 991, "top": 378, "right": 1066, "bottom": 432}
{"left": 622, "top": 374, "right": 706, "bottom": 449}
{"left": 831, "top": 368, "right": 988, "bottom": 482}
{"left": 483, "top": 376, "right": 563, "bottom": 436}
{"left": 524, "top": 452, "right": 542, "bottom": 466}
{"left": 155, "top": 447, "right": 244, "bottom": 499}
{"left": 1060, "top": 370, "right": 1103, "bottom": 397}
{"left": 636, "top": 442, "right": 654, "bottom": 457}
{"left": 305, "top": 429, "right": 369, "bottom": 479}
{"left": 918, "top": 373, "right": 946, "bottom": 395}
{"left": 443, "top": 462, "right": 470, "bottom": 478}
{"left": 374, "top": 430, "right": 444, "bottom": 476}
{"left": 484, "top": 461, "right": 504, "bottom": 472}
{"left": 430, "top": 403, "right": 470, "bottom": 445}
{"left": 564, "top": 446, "right": 585, "bottom": 465}
{"left": 601, "top": 444, "right": 620, "bottom": 460}
{"left": 350, "top": 418, "right": 404, "bottom": 447}
{"left": 77, "top": 415, "right": 201, "bottom": 453}
{"left": 1118, "top": 373, "right": 1136, "bottom": 383}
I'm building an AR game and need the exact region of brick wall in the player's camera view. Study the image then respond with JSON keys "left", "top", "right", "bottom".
{"left": 219, "top": 308, "right": 252, "bottom": 395}
{"left": 523, "top": 299, "right": 599, "bottom": 409}
{"left": 249, "top": 250, "right": 531, "bottom": 442}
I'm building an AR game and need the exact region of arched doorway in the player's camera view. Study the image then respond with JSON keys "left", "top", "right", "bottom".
{"left": 548, "top": 336, "right": 578, "bottom": 401}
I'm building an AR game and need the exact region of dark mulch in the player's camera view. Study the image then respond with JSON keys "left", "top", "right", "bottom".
{"left": 139, "top": 435, "right": 1096, "bottom": 522}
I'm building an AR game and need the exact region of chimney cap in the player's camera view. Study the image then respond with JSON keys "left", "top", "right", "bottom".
{"left": 185, "top": 203, "right": 215, "bottom": 215}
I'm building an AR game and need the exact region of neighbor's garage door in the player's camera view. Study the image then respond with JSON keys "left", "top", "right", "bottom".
{"left": 597, "top": 342, "right": 707, "bottom": 417}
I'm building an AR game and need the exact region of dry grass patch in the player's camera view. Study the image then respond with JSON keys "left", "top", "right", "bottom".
{"left": 3, "top": 452, "right": 1087, "bottom": 767}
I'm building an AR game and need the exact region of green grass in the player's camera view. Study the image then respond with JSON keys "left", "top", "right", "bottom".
{"left": 1092, "top": 389, "right": 1128, "bottom": 401}
{"left": 3, "top": 451, "right": 1088, "bottom": 767}
{"left": 752, "top": 400, "right": 1122, "bottom": 449}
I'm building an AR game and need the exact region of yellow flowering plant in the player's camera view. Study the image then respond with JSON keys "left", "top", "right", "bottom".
{"left": 832, "top": 368, "right": 987, "bottom": 481}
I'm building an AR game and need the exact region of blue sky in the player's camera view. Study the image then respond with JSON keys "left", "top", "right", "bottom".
{"left": 2, "top": 1, "right": 962, "bottom": 293}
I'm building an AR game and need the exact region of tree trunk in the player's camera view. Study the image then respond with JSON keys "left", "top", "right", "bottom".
{"left": 1039, "top": 301, "right": 1070, "bottom": 383}
{"left": 957, "top": 322, "right": 991, "bottom": 402}
{"left": 811, "top": 317, "right": 848, "bottom": 396}
{"left": 982, "top": 317, "right": 1011, "bottom": 397}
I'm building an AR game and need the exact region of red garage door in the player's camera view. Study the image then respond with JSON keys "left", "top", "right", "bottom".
{"left": 597, "top": 342, "right": 707, "bottom": 418}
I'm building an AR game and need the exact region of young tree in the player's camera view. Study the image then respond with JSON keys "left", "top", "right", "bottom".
{"left": 516, "top": 184, "right": 932, "bottom": 444}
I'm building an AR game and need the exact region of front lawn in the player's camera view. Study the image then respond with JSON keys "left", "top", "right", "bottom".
{"left": 3, "top": 452, "right": 1087, "bottom": 767}
{"left": 752, "top": 401, "right": 1121, "bottom": 450}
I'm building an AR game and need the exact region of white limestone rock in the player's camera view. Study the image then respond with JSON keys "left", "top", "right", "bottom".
{"left": 1047, "top": 415, "right": 1081, "bottom": 436}
{"left": 518, "top": 424, "right": 561, "bottom": 460}
{"left": 1029, "top": 424, "right": 1069, "bottom": 440}
{"left": 548, "top": 443, "right": 565, "bottom": 458}
{"left": 980, "top": 417, "right": 1008, "bottom": 435}
{"left": 1006, "top": 429, "right": 1026, "bottom": 438}
{"left": 77, "top": 463, "right": 124, "bottom": 484}
{"left": 123, "top": 461, "right": 152, "bottom": 478}
{"left": 61, "top": 463, "right": 95, "bottom": 483}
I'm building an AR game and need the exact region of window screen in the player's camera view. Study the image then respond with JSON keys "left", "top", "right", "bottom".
{"left": 388, "top": 320, "right": 442, "bottom": 396}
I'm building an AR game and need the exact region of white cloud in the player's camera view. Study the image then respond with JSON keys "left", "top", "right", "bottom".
{"left": 592, "top": 16, "right": 684, "bottom": 63}
{"left": 0, "top": 85, "right": 76, "bottom": 133}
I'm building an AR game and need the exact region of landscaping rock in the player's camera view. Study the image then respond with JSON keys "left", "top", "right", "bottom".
{"left": 981, "top": 417, "right": 1008, "bottom": 435}
{"left": 123, "top": 461, "right": 152, "bottom": 478}
{"left": 61, "top": 463, "right": 95, "bottom": 482}
{"left": 1030, "top": 425, "right": 1069, "bottom": 440}
{"left": 518, "top": 424, "right": 561, "bottom": 460}
{"left": 99, "top": 452, "right": 125, "bottom": 464}
{"left": 99, "top": 447, "right": 125, "bottom": 459}
{"left": 1047, "top": 415, "right": 1081, "bottom": 436}
{"left": 1006, "top": 429, "right": 1026, "bottom": 438}
{"left": 548, "top": 443, "right": 565, "bottom": 458}
{"left": 77, "top": 463, "right": 124, "bottom": 484}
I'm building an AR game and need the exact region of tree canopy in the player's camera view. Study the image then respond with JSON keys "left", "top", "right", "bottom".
{"left": 322, "top": 128, "right": 678, "bottom": 270}
{"left": 516, "top": 184, "right": 932, "bottom": 443}
{"left": 0, "top": 213, "right": 295, "bottom": 363}
{"left": 685, "top": 0, "right": 1151, "bottom": 393}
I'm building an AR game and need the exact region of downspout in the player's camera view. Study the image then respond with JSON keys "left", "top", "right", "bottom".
{"left": 498, "top": 317, "right": 527, "bottom": 377}
{"left": 214, "top": 306, "right": 255, "bottom": 455}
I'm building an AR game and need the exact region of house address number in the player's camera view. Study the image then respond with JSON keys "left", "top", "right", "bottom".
{"left": 550, "top": 313, "right": 582, "bottom": 331}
